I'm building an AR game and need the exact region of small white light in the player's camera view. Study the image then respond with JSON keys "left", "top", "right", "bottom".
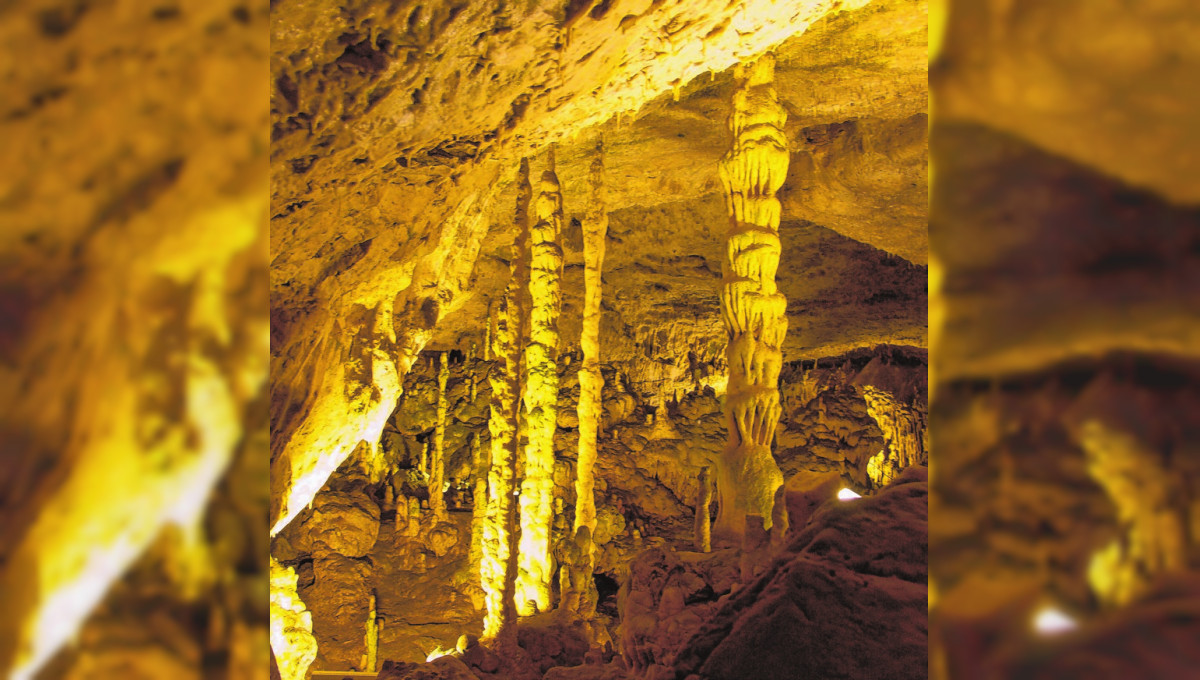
{"left": 837, "top": 488, "right": 861, "bottom": 501}
{"left": 1033, "top": 607, "right": 1077, "bottom": 635}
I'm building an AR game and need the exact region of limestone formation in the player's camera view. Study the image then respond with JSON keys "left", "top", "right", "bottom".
{"left": 431, "top": 352, "right": 450, "bottom": 520}
{"left": 862, "top": 387, "right": 926, "bottom": 489}
{"left": 481, "top": 161, "right": 532, "bottom": 640}
{"left": 469, "top": 433, "right": 488, "bottom": 578}
{"left": 714, "top": 55, "right": 790, "bottom": 543}
{"left": 517, "top": 149, "right": 566, "bottom": 616}
{"left": 575, "top": 137, "right": 608, "bottom": 538}
{"left": 559, "top": 138, "right": 610, "bottom": 622}
{"left": 694, "top": 467, "right": 713, "bottom": 553}
{"left": 270, "top": 558, "right": 317, "bottom": 680}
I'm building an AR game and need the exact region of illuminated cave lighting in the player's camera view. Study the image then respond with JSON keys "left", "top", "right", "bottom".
{"left": 1032, "top": 607, "right": 1078, "bottom": 635}
{"left": 837, "top": 487, "right": 862, "bottom": 501}
{"left": 425, "top": 645, "right": 456, "bottom": 662}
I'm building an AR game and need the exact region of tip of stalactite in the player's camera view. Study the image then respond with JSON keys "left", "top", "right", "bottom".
{"left": 547, "top": 143, "right": 557, "bottom": 174}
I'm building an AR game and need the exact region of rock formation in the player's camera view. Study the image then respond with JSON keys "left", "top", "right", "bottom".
{"left": 563, "top": 138, "right": 609, "bottom": 622}
{"left": 270, "top": 558, "right": 318, "bottom": 680}
{"left": 431, "top": 351, "right": 450, "bottom": 520}
{"left": 517, "top": 150, "right": 566, "bottom": 616}
{"left": 480, "top": 161, "right": 532, "bottom": 640}
{"left": 714, "top": 55, "right": 790, "bottom": 544}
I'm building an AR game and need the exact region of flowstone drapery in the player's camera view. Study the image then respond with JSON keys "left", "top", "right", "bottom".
{"left": 713, "top": 55, "right": 789, "bottom": 544}
{"left": 516, "top": 150, "right": 566, "bottom": 616}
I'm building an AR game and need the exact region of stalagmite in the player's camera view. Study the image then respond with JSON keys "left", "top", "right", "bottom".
{"left": 559, "top": 137, "right": 609, "bottom": 620}
{"left": 517, "top": 148, "right": 566, "bottom": 616}
{"left": 364, "top": 592, "right": 378, "bottom": 673}
{"left": 270, "top": 557, "right": 317, "bottom": 680}
{"left": 695, "top": 467, "right": 713, "bottom": 553}
{"left": 430, "top": 352, "right": 449, "bottom": 520}
{"left": 469, "top": 432, "right": 488, "bottom": 577}
{"left": 480, "top": 160, "right": 532, "bottom": 640}
{"left": 713, "top": 54, "right": 789, "bottom": 544}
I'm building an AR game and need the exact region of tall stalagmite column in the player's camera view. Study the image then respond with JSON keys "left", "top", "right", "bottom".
{"left": 516, "top": 149, "right": 566, "bottom": 615}
{"left": 564, "top": 137, "right": 608, "bottom": 619}
{"left": 713, "top": 54, "right": 789, "bottom": 544}
{"left": 694, "top": 467, "right": 713, "bottom": 552}
{"left": 469, "top": 432, "right": 487, "bottom": 576}
{"left": 480, "top": 161, "right": 533, "bottom": 640}
{"left": 430, "top": 351, "right": 450, "bottom": 520}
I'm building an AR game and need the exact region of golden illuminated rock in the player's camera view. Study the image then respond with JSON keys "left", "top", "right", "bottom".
{"left": 862, "top": 386, "right": 926, "bottom": 489}
{"left": 695, "top": 467, "right": 714, "bottom": 553}
{"left": 575, "top": 137, "right": 607, "bottom": 539}
{"left": 270, "top": 557, "right": 317, "bottom": 680}
{"left": 469, "top": 432, "right": 488, "bottom": 577}
{"left": 713, "top": 55, "right": 790, "bottom": 544}
{"left": 480, "top": 161, "right": 532, "bottom": 640}
{"left": 516, "top": 150, "right": 566, "bottom": 616}
{"left": 560, "top": 138, "right": 609, "bottom": 622}
{"left": 431, "top": 352, "right": 449, "bottom": 520}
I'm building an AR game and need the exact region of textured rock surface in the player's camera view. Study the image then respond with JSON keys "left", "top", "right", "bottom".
{"left": 929, "top": 1, "right": 1200, "bottom": 676}
{"left": 269, "top": 0, "right": 929, "bottom": 532}
{"left": 0, "top": 0, "right": 269, "bottom": 676}
{"left": 619, "top": 466, "right": 928, "bottom": 679}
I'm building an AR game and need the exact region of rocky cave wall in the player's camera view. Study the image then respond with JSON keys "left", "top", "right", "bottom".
{"left": 273, "top": 340, "right": 926, "bottom": 670}
{"left": 929, "top": 0, "right": 1200, "bottom": 677}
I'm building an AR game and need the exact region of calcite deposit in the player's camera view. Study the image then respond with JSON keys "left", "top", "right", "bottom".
{"left": 269, "top": 0, "right": 929, "bottom": 678}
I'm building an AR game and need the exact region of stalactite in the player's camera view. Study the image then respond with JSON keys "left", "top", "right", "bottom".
{"left": 713, "top": 54, "right": 789, "bottom": 545}
{"left": 430, "top": 351, "right": 449, "bottom": 520}
{"left": 517, "top": 148, "right": 565, "bottom": 616}
{"left": 480, "top": 160, "right": 532, "bottom": 641}
{"left": 269, "top": 557, "right": 317, "bottom": 680}
{"left": 695, "top": 466, "right": 713, "bottom": 553}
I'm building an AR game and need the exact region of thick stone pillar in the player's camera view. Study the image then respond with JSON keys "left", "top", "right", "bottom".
{"left": 713, "top": 55, "right": 789, "bottom": 544}
{"left": 517, "top": 149, "right": 565, "bottom": 615}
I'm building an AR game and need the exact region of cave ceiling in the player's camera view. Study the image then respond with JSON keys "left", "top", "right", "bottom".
{"left": 270, "top": 0, "right": 928, "bottom": 364}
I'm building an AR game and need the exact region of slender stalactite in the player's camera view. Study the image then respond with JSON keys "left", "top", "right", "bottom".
{"left": 713, "top": 54, "right": 789, "bottom": 545}
{"left": 517, "top": 148, "right": 565, "bottom": 616}
{"left": 430, "top": 351, "right": 449, "bottom": 520}
{"left": 269, "top": 557, "right": 317, "bottom": 680}
{"left": 480, "top": 160, "right": 532, "bottom": 640}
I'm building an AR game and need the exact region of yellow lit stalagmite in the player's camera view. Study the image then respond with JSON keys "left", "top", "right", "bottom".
{"left": 714, "top": 55, "right": 789, "bottom": 544}
{"left": 469, "top": 432, "right": 487, "bottom": 576}
{"left": 565, "top": 137, "right": 608, "bottom": 619}
{"left": 431, "top": 351, "right": 450, "bottom": 520}
{"left": 517, "top": 150, "right": 566, "bottom": 615}
{"left": 270, "top": 557, "right": 318, "bottom": 680}
{"left": 480, "top": 160, "right": 532, "bottom": 640}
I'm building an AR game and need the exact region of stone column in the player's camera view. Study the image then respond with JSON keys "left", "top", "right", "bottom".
{"left": 430, "top": 352, "right": 449, "bottom": 520}
{"left": 713, "top": 54, "right": 789, "bottom": 544}
{"left": 480, "top": 160, "right": 532, "bottom": 640}
{"left": 516, "top": 149, "right": 565, "bottom": 616}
